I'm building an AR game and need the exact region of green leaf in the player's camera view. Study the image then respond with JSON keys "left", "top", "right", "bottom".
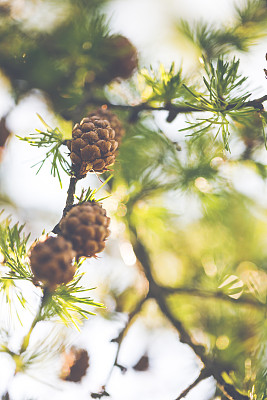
{"left": 180, "top": 57, "right": 253, "bottom": 150}
{"left": 75, "top": 174, "right": 113, "bottom": 203}
{"left": 17, "top": 121, "right": 71, "bottom": 187}
{"left": 0, "top": 216, "right": 33, "bottom": 282}
{"left": 41, "top": 273, "right": 104, "bottom": 328}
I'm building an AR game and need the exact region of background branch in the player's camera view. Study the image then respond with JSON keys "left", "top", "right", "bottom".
{"left": 19, "top": 287, "right": 50, "bottom": 354}
{"left": 52, "top": 176, "right": 77, "bottom": 234}
{"left": 91, "top": 94, "right": 267, "bottom": 114}
{"left": 128, "top": 222, "right": 250, "bottom": 400}
{"left": 63, "top": 93, "right": 267, "bottom": 122}
{"left": 161, "top": 286, "right": 266, "bottom": 309}
{"left": 91, "top": 295, "right": 148, "bottom": 398}
{"left": 63, "top": 176, "right": 77, "bottom": 216}
{"left": 175, "top": 368, "right": 211, "bottom": 400}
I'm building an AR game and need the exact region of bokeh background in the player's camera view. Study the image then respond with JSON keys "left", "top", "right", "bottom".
{"left": 0, "top": 0, "right": 266, "bottom": 399}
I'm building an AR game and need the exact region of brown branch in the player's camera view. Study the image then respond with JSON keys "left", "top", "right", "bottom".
{"left": 175, "top": 368, "right": 211, "bottom": 400}
{"left": 245, "top": 95, "right": 267, "bottom": 110}
{"left": 63, "top": 176, "right": 77, "bottom": 216}
{"left": 128, "top": 222, "right": 250, "bottom": 400}
{"left": 91, "top": 295, "right": 148, "bottom": 399}
{"left": 111, "top": 295, "right": 148, "bottom": 366}
{"left": 216, "top": 376, "right": 250, "bottom": 400}
{"left": 89, "top": 100, "right": 199, "bottom": 114}
{"left": 161, "top": 286, "right": 266, "bottom": 309}
{"left": 19, "top": 287, "right": 50, "bottom": 354}
{"left": 88, "top": 94, "right": 267, "bottom": 115}
{"left": 52, "top": 176, "right": 77, "bottom": 234}
{"left": 63, "top": 92, "right": 267, "bottom": 122}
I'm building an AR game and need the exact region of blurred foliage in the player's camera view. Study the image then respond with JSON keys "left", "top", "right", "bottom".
{"left": 0, "top": 0, "right": 117, "bottom": 116}
{"left": 0, "top": 0, "right": 267, "bottom": 399}
{"left": 17, "top": 114, "right": 71, "bottom": 187}
{"left": 111, "top": 111, "right": 267, "bottom": 398}
{"left": 75, "top": 174, "right": 113, "bottom": 203}
{"left": 41, "top": 273, "right": 104, "bottom": 328}
{"left": 0, "top": 216, "right": 33, "bottom": 282}
{"left": 181, "top": 57, "right": 255, "bottom": 151}
{"left": 140, "top": 63, "right": 188, "bottom": 105}
{"left": 177, "top": 0, "right": 267, "bottom": 59}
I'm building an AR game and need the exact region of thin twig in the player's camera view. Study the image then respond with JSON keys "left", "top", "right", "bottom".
{"left": 245, "top": 95, "right": 267, "bottom": 110}
{"left": 216, "top": 377, "right": 250, "bottom": 400}
{"left": 87, "top": 94, "right": 267, "bottom": 114}
{"left": 152, "top": 282, "right": 249, "bottom": 400}
{"left": 128, "top": 222, "right": 250, "bottom": 400}
{"left": 175, "top": 368, "right": 211, "bottom": 400}
{"left": 52, "top": 176, "right": 77, "bottom": 233}
{"left": 161, "top": 286, "right": 266, "bottom": 309}
{"left": 63, "top": 93, "right": 267, "bottom": 122}
{"left": 91, "top": 295, "right": 148, "bottom": 399}
{"left": 19, "top": 287, "right": 50, "bottom": 354}
{"left": 63, "top": 176, "right": 77, "bottom": 216}
{"left": 111, "top": 295, "right": 148, "bottom": 368}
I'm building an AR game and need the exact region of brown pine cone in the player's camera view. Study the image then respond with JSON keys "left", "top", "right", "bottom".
{"left": 106, "top": 35, "right": 138, "bottom": 81}
{"left": 61, "top": 347, "right": 89, "bottom": 383}
{"left": 59, "top": 202, "right": 110, "bottom": 258}
{"left": 88, "top": 107, "right": 125, "bottom": 146}
{"left": 0, "top": 117, "right": 11, "bottom": 161}
{"left": 133, "top": 354, "right": 149, "bottom": 372}
{"left": 0, "top": 117, "right": 11, "bottom": 148}
{"left": 67, "top": 116, "right": 118, "bottom": 178}
{"left": 29, "top": 236, "right": 76, "bottom": 287}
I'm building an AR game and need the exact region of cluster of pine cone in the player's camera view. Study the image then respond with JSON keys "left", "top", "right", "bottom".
{"left": 27, "top": 37, "right": 137, "bottom": 383}
{"left": 30, "top": 200, "right": 111, "bottom": 288}
{"left": 29, "top": 108, "right": 123, "bottom": 288}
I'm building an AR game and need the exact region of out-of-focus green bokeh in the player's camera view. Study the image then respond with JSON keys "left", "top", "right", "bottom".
{"left": 0, "top": 0, "right": 266, "bottom": 399}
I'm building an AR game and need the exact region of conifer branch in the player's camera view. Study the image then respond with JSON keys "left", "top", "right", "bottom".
{"left": 128, "top": 222, "right": 250, "bottom": 400}
{"left": 245, "top": 94, "right": 267, "bottom": 109}
{"left": 161, "top": 286, "right": 266, "bottom": 309}
{"left": 19, "top": 287, "right": 50, "bottom": 354}
{"left": 216, "top": 378, "right": 250, "bottom": 400}
{"left": 111, "top": 295, "right": 148, "bottom": 369}
{"left": 64, "top": 176, "right": 78, "bottom": 216}
{"left": 91, "top": 295, "right": 148, "bottom": 398}
{"left": 17, "top": 124, "right": 71, "bottom": 188}
{"left": 175, "top": 368, "right": 211, "bottom": 400}
{"left": 85, "top": 94, "right": 267, "bottom": 117}
{"left": 52, "top": 176, "right": 77, "bottom": 234}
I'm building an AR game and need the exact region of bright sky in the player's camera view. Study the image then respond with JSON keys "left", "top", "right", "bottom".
{"left": 0, "top": 1, "right": 266, "bottom": 399}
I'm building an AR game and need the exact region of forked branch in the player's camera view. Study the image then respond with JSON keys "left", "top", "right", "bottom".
{"left": 128, "top": 222, "right": 250, "bottom": 400}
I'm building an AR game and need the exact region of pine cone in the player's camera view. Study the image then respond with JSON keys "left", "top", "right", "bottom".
{"left": 60, "top": 202, "right": 110, "bottom": 258}
{"left": 61, "top": 347, "right": 89, "bottom": 383}
{"left": 67, "top": 116, "right": 118, "bottom": 178}
{"left": 88, "top": 107, "right": 125, "bottom": 146}
{"left": 133, "top": 354, "right": 149, "bottom": 372}
{"left": 29, "top": 236, "right": 76, "bottom": 287}
{"left": 0, "top": 117, "right": 11, "bottom": 148}
{"left": 106, "top": 35, "right": 138, "bottom": 81}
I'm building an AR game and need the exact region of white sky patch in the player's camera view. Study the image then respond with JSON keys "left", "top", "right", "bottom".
{"left": 119, "top": 242, "right": 137, "bottom": 266}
